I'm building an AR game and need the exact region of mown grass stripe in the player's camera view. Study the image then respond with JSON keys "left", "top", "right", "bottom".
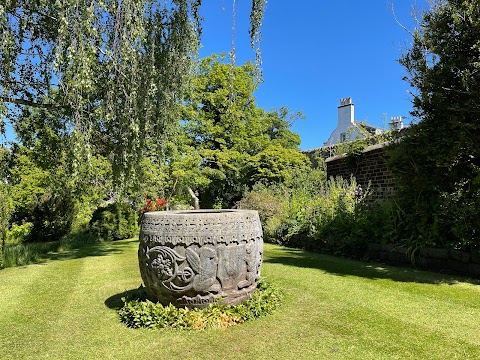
{"left": 36, "top": 240, "right": 143, "bottom": 359}
{"left": 0, "top": 265, "right": 46, "bottom": 318}
{"left": 0, "top": 258, "right": 86, "bottom": 359}
{"left": 1, "top": 240, "right": 480, "bottom": 359}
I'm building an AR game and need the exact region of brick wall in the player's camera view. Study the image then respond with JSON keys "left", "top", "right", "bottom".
{"left": 325, "top": 143, "right": 396, "bottom": 202}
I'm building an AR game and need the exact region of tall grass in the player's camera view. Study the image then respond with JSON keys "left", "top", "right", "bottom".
{"left": 2, "top": 241, "right": 61, "bottom": 268}
{"left": 1, "top": 230, "right": 100, "bottom": 268}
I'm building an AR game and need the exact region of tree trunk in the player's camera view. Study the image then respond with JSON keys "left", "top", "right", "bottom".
{"left": 188, "top": 188, "right": 200, "bottom": 209}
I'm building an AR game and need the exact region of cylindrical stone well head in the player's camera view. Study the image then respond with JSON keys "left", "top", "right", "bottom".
{"left": 138, "top": 209, "right": 263, "bottom": 308}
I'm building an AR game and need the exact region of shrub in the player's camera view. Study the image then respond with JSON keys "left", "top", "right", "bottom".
{"left": 90, "top": 202, "right": 138, "bottom": 241}
{"left": 238, "top": 167, "right": 414, "bottom": 257}
{"left": 239, "top": 170, "right": 365, "bottom": 247}
{"left": 27, "top": 188, "right": 76, "bottom": 242}
{"left": 236, "top": 184, "right": 284, "bottom": 225}
{"left": 6, "top": 222, "right": 33, "bottom": 246}
{"left": 60, "top": 229, "right": 101, "bottom": 249}
{"left": 309, "top": 177, "right": 360, "bottom": 242}
{"left": 238, "top": 169, "right": 329, "bottom": 243}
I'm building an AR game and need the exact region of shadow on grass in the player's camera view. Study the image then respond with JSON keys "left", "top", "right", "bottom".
{"left": 263, "top": 246, "right": 480, "bottom": 286}
{"left": 104, "top": 286, "right": 146, "bottom": 310}
{"left": 2, "top": 237, "right": 139, "bottom": 268}
{"left": 41, "top": 238, "right": 139, "bottom": 262}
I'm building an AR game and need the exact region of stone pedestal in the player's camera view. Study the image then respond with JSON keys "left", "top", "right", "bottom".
{"left": 138, "top": 209, "right": 263, "bottom": 308}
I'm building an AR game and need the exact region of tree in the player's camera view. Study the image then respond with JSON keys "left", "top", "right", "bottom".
{"left": 6, "top": 146, "right": 77, "bottom": 242}
{"left": 248, "top": 145, "right": 311, "bottom": 186}
{"left": 1, "top": 0, "right": 266, "bottom": 191}
{"left": 0, "top": 148, "right": 13, "bottom": 267}
{"left": 181, "top": 55, "right": 309, "bottom": 208}
{"left": 390, "top": 0, "right": 480, "bottom": 249}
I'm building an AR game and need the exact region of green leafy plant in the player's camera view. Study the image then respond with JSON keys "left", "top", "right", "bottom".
{"left": 2, "top": 241, "right": 61, "bottom": 268}
{"left": 238, "top": 171, "right": 365, "bottom": 248}
{"left": 2, "top": 1, "right": 266, "bottom": 190}
{"left": 118, "top": 279, "right": 282, "bottom": 330}
{"left": 180, "top": 55, "right": 306, "bottom": 208}
{"left": 5, "top": 223, "right": 33, "bottom": 246}
{"left": 1, "top": 227, "right": 102, "bottom": 269}
{"left": 0, "top": 184, "right": 13, "bottom": 269}
{"left": 387, "top": 0, "right": 480, "bottom": 252}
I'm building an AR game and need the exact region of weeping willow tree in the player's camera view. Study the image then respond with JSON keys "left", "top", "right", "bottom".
{"left": 0, "top": 0, "right": 266, "bottom": 193}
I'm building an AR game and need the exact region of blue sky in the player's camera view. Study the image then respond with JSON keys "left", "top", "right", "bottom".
{"left": 2, "top": 1, "right": 428, "bottom": 149}
{"left": 198, "top": 0, "right": 429, "bottom": 150}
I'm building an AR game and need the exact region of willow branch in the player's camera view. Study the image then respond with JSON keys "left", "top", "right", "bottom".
{"left": 0, "top": 96, "right": 61, "bottom": 109}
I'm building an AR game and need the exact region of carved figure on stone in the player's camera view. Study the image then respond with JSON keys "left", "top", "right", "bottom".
{"left": 239, "top": 241, "right": 257, "bottom": 288}
{"left": 255, "top": 237, "right": 263, "bottom": 277}
{"left": 217, "top": 243, "right": 246, "bottom": 290}
{"left": 186, "top": 245, "right": 221, "bottom": 293}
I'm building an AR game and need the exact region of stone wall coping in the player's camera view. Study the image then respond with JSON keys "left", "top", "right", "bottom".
{"left": 325, "top": 142, "right": 389, "bottom": 163}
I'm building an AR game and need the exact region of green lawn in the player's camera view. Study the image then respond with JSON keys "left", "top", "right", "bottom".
{"left": 1, "top": 239, "right": 479, "bottom": 360}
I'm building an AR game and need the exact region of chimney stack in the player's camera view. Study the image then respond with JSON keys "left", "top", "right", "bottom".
{"left": 389, "top": 116, "right": 404, "bottom": 130}
{"left": 338, "top": 97, "right": 354, "bottom": 127}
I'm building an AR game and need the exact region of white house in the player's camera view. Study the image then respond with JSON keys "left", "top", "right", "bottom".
{"left": 324, "top": 97, "right": 385, "bottom": 146}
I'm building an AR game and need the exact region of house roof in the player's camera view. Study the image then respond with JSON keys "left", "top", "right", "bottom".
{"left": 353, "top": 121, "right": 383, "bottom": 135}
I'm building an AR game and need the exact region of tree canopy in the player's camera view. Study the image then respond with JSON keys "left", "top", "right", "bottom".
{"left": 389, "top": 0, "right": 480, "bottom": 249}
{"left": 180, "top": 55, "right": 310, "bottom": 208}
{"left": 1, "top": 0, "right": 266, "bottom": 190}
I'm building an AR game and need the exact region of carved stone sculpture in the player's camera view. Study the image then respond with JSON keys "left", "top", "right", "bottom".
{"left": 138, "top": 209, "right": 263, "bottom": 308}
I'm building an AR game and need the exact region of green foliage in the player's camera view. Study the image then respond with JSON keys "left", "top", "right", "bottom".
{"left": 331, "top": 129, "right": 399, "bottom": 158}
{"left": 5, "top": 223, "right": 33, "bottom": 246}
{"left": 1, "top": 0, "right": 265, "bottom": 190}
{"left": 248, "top": 145, "right": 311, "bottom": 185}
{"left": 90, "top": 203, "right": 138, "bottom": 241}
{"left": 0, "top": 184, "right": 13, "bottom": 268}
{"left": 5, "top": 146, "right": 76, "bottom": 243}
{"left": 238, "top": 172, "right": 409, "bottom": 257}
{"left": 71, "top": 154, "right": 114, "bottom": 225}
{"left": 12, "top": 105, "right": 71, "bottom": 170}
{"left": 118, "top": 279, "right": 282, "bottom": 330}
{"left": 236, "top": 184, "right": 284, "bottom": 225}
{"left": 4, "top": 144, "right": 117, "bottom": 244}
{"left": 389, "top": 0, "right": 480, "bottom": 251}
{"left": 2, "top": 241, "right": 61, "bottom": 268}
{"left": 8, "top": 149, "right": 51, "bottom": 222}
{"left": 238, "top": 170, "right": 364, "bottom": 245}
{"left": 28, "top": 188, "right": 76, "bottom": 243}
{"left": 1, "top": 228, "right": 100, "bottom": 269}
{"left": 351, "top": 200, "right": 405, "bottom": 246}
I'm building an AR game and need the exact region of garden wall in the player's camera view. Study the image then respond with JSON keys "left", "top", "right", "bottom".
{"left": 324, "top": 143, "right": 396, "bottom": 202}
{"left": 283, "top": 235, "right": 480, "bottom": 279}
